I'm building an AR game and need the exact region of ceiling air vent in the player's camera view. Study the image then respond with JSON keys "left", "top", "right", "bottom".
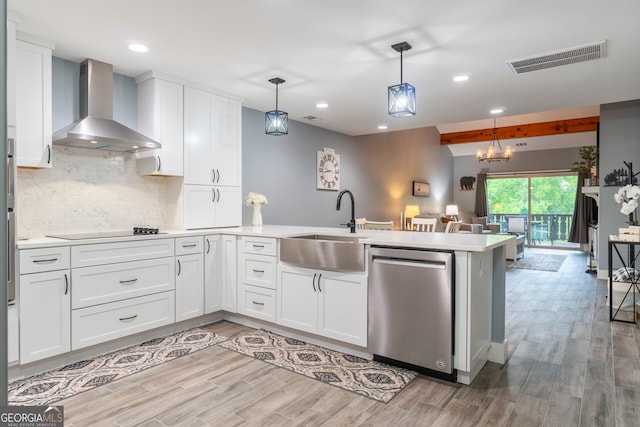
{"left": 507, "top": 40, "right": 606, "bottom": 74}
{"left": 303, "top": 115, "right": 320, "bottom": 121}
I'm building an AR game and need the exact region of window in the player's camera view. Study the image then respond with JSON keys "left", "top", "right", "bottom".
{"left": 487, "top": 173, "right": 579, "bottom": 248}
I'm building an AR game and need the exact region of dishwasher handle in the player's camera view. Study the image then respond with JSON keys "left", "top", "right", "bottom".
{"left": 371, "top": 256, "right": 446, "bottom": 269}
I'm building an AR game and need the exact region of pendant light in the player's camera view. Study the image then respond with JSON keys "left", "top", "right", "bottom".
{"left": 388, "top": 41, "right": 416, "bottom": 117}
{"left": 476, "top": 117, "right": 513, "bottom": 162}
{"left": 265, "top": 77, "right": 288, "bottom": 136}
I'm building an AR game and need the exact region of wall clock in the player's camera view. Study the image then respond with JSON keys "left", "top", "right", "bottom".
{"left": 317, "top": 149, "right": 340, "bottom": 190}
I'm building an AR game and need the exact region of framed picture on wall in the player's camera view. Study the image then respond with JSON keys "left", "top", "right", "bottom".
{"left": 412, "top": 181, "right": 430, "bottom": 197}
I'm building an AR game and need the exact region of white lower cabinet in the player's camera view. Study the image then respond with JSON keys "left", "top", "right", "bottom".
{"left": 238, "top": 283, "right": 276, "bottom": 322}
{"left": 221, "top": 236, "right": 238, "bottom": 312}
{"left": 20, "top": 269, "right": 71, "bottom": 363}
{"left": 204, "top": 234, "right": 237, "bottom": 313}
{"left": 277, "top": 264, "right": 367, "bottom": 347}
{"left": 175, "top": 253, "right": 204, "bottom": 321}
{"left": 72, "top": 257, "right": 175, "bottom": 309}
{"left": 204, "top": 235, "right": 223, "bottom": 313}
{"left": 8, "top": 305, "right": 19, "bottom": 363}
{"left": 175, "top": 236, "right": 204, "bottom": 321}
{"left": 72, "top": 292, "right": 175, "bottom": 350}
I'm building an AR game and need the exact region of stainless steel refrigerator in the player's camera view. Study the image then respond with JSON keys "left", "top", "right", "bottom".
{"left": 6, "top": 135, "right": 15, "bottom": 305}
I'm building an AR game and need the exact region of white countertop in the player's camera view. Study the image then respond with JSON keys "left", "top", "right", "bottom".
{"left": 17, "top": 225, "right": 514, "bottom": 252}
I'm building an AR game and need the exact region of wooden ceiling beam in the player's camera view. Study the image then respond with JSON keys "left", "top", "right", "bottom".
{"left": 440, "top": 116, "right": 600, "bottom": 145}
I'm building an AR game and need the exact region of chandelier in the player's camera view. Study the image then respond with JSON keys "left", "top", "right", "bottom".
{"left": 476, "top": 117, "right": 513, "bottom": 162}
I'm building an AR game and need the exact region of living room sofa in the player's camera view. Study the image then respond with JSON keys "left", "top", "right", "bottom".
{"left": 458, "top": 211, "right": 501, "bottom": 234}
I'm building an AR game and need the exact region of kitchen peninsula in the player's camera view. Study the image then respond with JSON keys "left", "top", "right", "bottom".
{"left": 12, "top": 225, "right": 512, "bottom": 385}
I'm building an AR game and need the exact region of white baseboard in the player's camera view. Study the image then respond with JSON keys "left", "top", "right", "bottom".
{"left": 488, "top": 339, "right": 508, "bottom": 364}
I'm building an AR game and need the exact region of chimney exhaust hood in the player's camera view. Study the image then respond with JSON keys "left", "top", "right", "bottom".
{"left": 53, "top": 59, "right": 161, "bottom": 153}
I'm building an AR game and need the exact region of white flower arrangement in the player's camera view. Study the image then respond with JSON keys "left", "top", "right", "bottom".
{"left": 245, "top": 192, "right": 268, "bottom": 206}
{"left": 614, "top": 184, "right": 640, "bottom": 225}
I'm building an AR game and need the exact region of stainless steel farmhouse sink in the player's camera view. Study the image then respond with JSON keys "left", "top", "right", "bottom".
{"left": 280, "top": 234, "right": 366, "bottom": 271}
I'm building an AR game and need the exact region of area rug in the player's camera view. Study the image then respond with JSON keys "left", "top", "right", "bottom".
{"left": 220, "top": 329, "right": 418, "bottom": 403}
{"left": 8, "top": 328, "right": 228, "bottom": 406}
{"left": 513, "top": 254, "right": 567, "bottom": 272}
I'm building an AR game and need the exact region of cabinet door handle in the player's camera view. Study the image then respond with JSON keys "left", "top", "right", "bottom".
{"left": 216, "top": 188, "right": 220, "bottom": 202}
{"left": 212, "top": 169, "right": 215, "bottom": 183}
{"left": 182, "top": 244, "right": 197, "bottom": 248}
{"left": 157, "top": 155, "right": 162, "bottom": 172}
{"left": 318, "top": 273, "right": 322, "bottom": 292}
{"left": 252, "top": 269, "right": 265, "bottom": 274}
{"left": 33, "top": 258, "right": 58, "bottom": 264}
{"left": 119, "top": 314, "right": 138, "bottom": 322}
{"left": 206, "top": 238, "right": 211, "bottom": 254}
{"left": 252, "top": 301, "right": 265, "bottom": 306}
{"left": 46, "top": 144, "right": 51, "bottom": 164}
{"left": 216, "top": 169, "right": 220, "bottom": 183}
{"left": 64, "top": 273, "right": 69, "bottom": 295}
{"left": 252, "top": 244, "right": 264, "bottom": 249}
{"left": 212, "top": 188, "right": 216, "bottom": 202}
{"left": 119, "top": 278, "right": 138, "bottom": 285}
{"left": 177, "top": 259, "right": 182, "bottom": 276}
{"left": 312, "top": 273, "right": 317, "bottom": 292}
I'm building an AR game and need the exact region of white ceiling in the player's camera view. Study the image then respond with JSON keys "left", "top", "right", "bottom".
{"left": 8, "top": 0, "right": 640, "bottom": 150}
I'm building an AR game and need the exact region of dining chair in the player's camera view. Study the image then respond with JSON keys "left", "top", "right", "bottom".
{"left": 363, "top": 220, "right": 394, "bottom": 230}
{"left": 444, "top": 221, "right": 462, "bottom": 233}
{"left": 411, "top": 217, "right": 437, "bottom": 232}
{"left": 355, "top": 218, "right": 367, "bottom": 230}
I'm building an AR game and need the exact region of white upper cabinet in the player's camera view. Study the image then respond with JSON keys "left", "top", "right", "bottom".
{"left": 15, "top": 34, "right": 54, "bottom": 168}
{"left": 212, "top": 95, "right": 242, "bottom": 186}
{"left": 136, "top": 74, "right": 184, "bottom": 176}
{"left": 184, "top": 86, "right": 242, "bottom": 187}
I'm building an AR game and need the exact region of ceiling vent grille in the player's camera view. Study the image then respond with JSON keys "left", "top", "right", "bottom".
{"left": 507, "top": 40, "right": 606, "bottom": 74}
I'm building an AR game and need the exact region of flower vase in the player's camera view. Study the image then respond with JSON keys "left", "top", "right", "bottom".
{"left": 252, "top": 204, "right": 263, "bottom": 226}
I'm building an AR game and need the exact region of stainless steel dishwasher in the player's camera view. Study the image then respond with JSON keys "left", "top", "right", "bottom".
{"left": 368, "top": 246, "right": 455, "bottom": 381}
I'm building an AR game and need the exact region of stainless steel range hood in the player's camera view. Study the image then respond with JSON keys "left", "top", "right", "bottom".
{"left": 53, "top": 59, "right": 161, "bottom": 153}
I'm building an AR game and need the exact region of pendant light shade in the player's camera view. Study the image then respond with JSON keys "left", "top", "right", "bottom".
{"left": 388, "top": 42, "right": 416, "bottom": 117}
{"left": 265, "top": 77, "right": 288, "bottom": 136}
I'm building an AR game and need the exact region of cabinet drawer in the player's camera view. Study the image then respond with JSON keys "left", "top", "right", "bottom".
{"left": 72, "top": 291, "right": 175, "bottom": 350}
{"left": 20, "top": 246, "right": 70, "bottom": 274}
{"left": 71, "top": 238, "right": 175, "bottom": 268}
{"left": 239, "top": 236, "right": 277, "bottom": 256}
{"left": 175, "top": 236, "right": 204, "bottom": 255}
{"left": 72, "top": 257, "right": 175, "bottom": 309}
{"left": 239, "top": 253, "right": 276, "bottom": 289}
{"left": 238, "top": 283, "right": 276, "bottom": 322}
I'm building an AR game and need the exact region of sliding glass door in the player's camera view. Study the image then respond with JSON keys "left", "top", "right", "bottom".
{"left": 487, "top": 173, "right": 579, "bottom": 249}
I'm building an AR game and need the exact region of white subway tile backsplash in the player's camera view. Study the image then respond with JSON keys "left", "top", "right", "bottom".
{"left": 17, "top": 146, "right": 177, "bottom": 238}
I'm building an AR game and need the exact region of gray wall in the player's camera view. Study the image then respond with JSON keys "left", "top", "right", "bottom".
{"left": 242, "top": 107, "right": 453, "bottom": 229}
{"left": 599, "top": 100, "right": 640, "bottom": 272}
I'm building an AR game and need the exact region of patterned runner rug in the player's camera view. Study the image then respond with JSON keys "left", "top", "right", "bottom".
{"left": 9, "top": 328, "right": 228, "bottom": 406}
{"left": 220, "top": 329, "right": 418, "bottom": 403}
{"left": 513, "top": 253, "right": 567, "bottom": 272}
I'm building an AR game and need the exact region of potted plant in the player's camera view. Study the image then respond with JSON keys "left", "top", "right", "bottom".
{"left": 571, "top": 146, "right": 598, "bottom": 186}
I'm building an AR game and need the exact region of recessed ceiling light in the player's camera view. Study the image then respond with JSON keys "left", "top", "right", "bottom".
{"left": 490, "top": 108, "right": 504, "bottom": 115}
{"left": 128, "top": 43, "right": 149, "bottom": 53}
{"left": 316, "top": 103, "right": 328, "bottom": 109}
{"left": 453, "top": 75, "right": 469, "bottom": 82}
{"left": 378, "top": 125, "right": 388, "bottom": 130}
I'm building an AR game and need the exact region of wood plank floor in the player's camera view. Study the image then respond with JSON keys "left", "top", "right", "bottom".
{"left": 57, "top": 249, "right": 640, "bottom": 426}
